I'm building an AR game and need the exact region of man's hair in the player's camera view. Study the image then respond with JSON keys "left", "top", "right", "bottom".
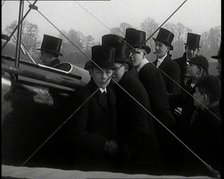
{"left": 196, "top": 75, "right": 221, "bottom": 103}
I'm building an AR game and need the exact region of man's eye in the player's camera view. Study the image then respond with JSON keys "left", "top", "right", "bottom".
{"left": 106, "top": 71, "right": 112, "bottom": 75}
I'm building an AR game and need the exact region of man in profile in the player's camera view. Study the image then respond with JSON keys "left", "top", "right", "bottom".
{"left": 37, "top": 34, "right": 63, "bottom": 67}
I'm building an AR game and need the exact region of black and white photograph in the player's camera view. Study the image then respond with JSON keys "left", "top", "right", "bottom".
{"left": 2, "top": 0, "right": 221, "bottom": 178}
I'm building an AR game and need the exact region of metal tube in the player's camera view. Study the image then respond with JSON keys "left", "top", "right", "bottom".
{"left": 15, "top": 0, "right": 24, "bottom": 70}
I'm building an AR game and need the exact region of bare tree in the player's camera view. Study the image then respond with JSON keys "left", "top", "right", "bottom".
{"left": 58, "top": 29, "right": 96, "bottom": 67}
{"left": 4, "top": 20, "right": 40, "bottom": 60}
{"left": 111, "top": 22, "right": 132, "bottom": 37}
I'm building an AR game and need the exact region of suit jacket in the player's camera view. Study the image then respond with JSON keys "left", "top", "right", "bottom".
{"left": 154, "top": 55, "right": 180, "bottom": 94}
{"left": 113, "top": 72, "right": 161, "bottom": 169}
{"left": 174, "top": 53, "right": 188, "bottom": 87}
{"left": 67, "top": 79, "right": 117, "bottom": 170}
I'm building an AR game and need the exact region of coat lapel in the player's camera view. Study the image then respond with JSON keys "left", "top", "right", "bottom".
{"left": 158, "top": 55, "right": 170, "bottom": 70}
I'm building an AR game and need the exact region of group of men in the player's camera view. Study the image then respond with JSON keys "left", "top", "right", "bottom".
{"left": 37, "top": 27, "right": 221, "bottom": 175}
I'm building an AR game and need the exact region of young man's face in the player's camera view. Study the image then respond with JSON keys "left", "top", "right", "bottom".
{"left": 129, "top": 48, "right": 144, "bottom": 67}
{"left": 193, "top": 87, "right": 207, "bottom": 107}
{"left": 186, "top": 46, "right": 199, "bottom": 59}
{"left": 90, "top": 67, "right": 113, "bottom": 89}
{"left": 155, "top": 41, "right": 169, "bottom": 58}
{"left": 112, "top": 63, "right": 126, "bottom": 83}
{"left": 186, "top": 63, "right": 200, "bottom": 79}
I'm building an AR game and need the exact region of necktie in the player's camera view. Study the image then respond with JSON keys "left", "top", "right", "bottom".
{"left": 157, "top": 59, "right": 161, "bottom": 68}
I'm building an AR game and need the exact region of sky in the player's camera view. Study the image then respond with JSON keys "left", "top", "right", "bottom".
{"left": 1, "top": 0, "right": 221, "bottom": 43}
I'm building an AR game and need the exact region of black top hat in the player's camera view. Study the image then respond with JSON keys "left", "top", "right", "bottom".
{"left": 188, "top": 55, "right": 209, "bottom": 73}
{"left": 102, "top": 34, "right": 129, "bottom": 63}
{"left": 184, "top": 33, "right": 201, "bottom": 49}
{"left": 211, "top": 47, "right": 221, "bottom": 60}
{"left": 125, "top": 28, "right": 151, "bottom": 54}
{"left": 91, "top": 45, "right": 116, "bottom": 69}
{"left": 153, "top": 28, "right": 174, "bottom": 50}
{"left": 37, "top": 34, "right": 63, "bottom": 56}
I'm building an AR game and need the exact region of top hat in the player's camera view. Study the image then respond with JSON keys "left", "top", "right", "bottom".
{"left": 37, "top": 34, "right": 63, "bottom": 56}
{"left": 184, "top": 33, "right": 201, "bottom": 49}
{"left": 188, "top": 55, "right": 209, "bottom": 73}
{"left": 153, "top": 28, "right": 174, "bottom": 50}
{"left": 102, "top": 34, "right": 129, "bottom": 63}
{"left": 91, "top": 45, "right": 116, "bottom": 69}
{"left": 211, "top": 47, "right": 221, "bottom": 60}
{"left": 125, "top": 28, "right": 151, "bottom": 54}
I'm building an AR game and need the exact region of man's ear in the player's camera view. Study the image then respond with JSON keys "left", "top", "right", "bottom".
{"left": 124, "top": 63, "right": 129, "bottom": 72}
{"left": 196, "top": 66, "right": 203, "bottom": 77}
{"left": 202, "top": 93, "right": 209, "bottom": 103}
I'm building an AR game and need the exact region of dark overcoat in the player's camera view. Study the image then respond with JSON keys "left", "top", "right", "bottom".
{"left": 113, "top": 72, "right": 161, "bottom": 172}
{"left": 174, "top": 53, "right": 188, "bottom": 87}
{"left": 169, "top": 80, "right": 196, "bottom": 140}
{"left": 182, "top": 104, "right": 221, "bottom": 175}
{"left": 138, "top": 63, "right": 175, "bottom": 128}
{"left": 67, "top": 79, "right": 117, "bottom": 171}
{"left": 154, "top": 55, "right": 181, "bottom": 94}
{"left": 138, "top": 63, "right": 177, "bottom": 171}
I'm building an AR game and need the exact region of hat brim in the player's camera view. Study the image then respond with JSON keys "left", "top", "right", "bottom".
{"left": 141, "top": 46, "right": 151, "bottom": 54}
{"left": 153, "top": 38, "right": 173, "bottom": 51}
{"left": 37, "top": 48, "right": 63, "bottom": 56}
{"left": 130, "top": 45, "right": 151, "bottom": 54}
{"left": 184, "top": 43, "right": 200, "bottom": 49}
{"left": 89, "top": 61, "right": 116, "bottom": 70}
{"left": 211, "top": 55, "right": 220, "bottom": 60}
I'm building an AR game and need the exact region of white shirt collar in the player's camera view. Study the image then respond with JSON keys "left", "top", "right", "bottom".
{"left": 99, "top": 88, "right": 107, "bottom": 93}
{"left": 157, "top": 54, "right": 167, "bottom": 67}
{"left": 137, "top": 58, "right": 149, "bottom": 72}
{"left": 190, "top": 82, "right": 195, "bottom": 88}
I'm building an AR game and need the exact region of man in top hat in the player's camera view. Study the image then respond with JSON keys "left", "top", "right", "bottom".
{"left": 211, "top": 46, "right": 221, "bottom": 80}
{"left": 37, "top": 34, "right": 63, "bottom": 67}
{"left": 125, "top": 28, "right": 177, "bottom": 172}
{"left": 153, "top": 28, "right": 180, "bottom": 95}
{"left": 102, "top": 34, "right": 162, "bottom": 173}
{"left": 174, "top": 33, "right": 201, "bottom": 87}
{"left": 66, "top": 45, "right": 119, "bottom": 171}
